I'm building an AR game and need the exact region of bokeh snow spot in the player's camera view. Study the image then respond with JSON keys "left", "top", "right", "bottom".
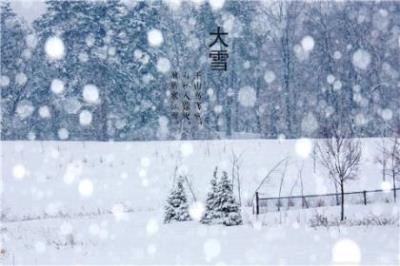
{"left": 264, "top": 70, "right": 276, "bottom": 84}
{"left": 78, "top": 179, "right": 93, "bottom": 197}
{"left": 38, "top": 106, "right": 51, "bottom": 119}
{"left": 381, "top": 109, "right": 392, "bottom": 121}
{"left": 0, "top": 75, "right": 10, "bottom": 87}
{"left": 15, "top": 72, "right": 27, "bottom": 86}
{"left": 16, "top": 100, "right": 34, "bottom": 119}
{"left": 146, "top": 218, "right": 159, "bottom": 235}
{"left": 51, "top": 79, "right": 65, "bottom": 95}
{"left": 82, "top": 84, "right": 100, "bottom": 104}
{"left": 333, "top": 80, "right": 342, "bottom": 91}
{"left": 295, "top": 138, "right": 313, "bottom": 158}
{"left": 45, "top": 36, "right": 65, "bottom": 60}
{"left": 238, "top": 86, "right": 256, "bottom": 107}
{"left": 352, "top": 49, "right": 371, "bottom": 70}
{"left": 147, "top": 29, "right": 163, "bottom": 47}
{"left": 79, "top": 110, "right": 93, "bottom": 126}
{"left": 13, "top": 164, "right": 26, "bottom": 180}
{"left": 189, "top": 201, "right": 205, "bottom": 221}
{"left": 63, "top": 160, "right": 83, "bottom": 184}
{"left": 301, "top": 113, "right": 318, "bottom": 135}
{"left": 180, "top": 142, "right": 194, "bottom": 157}
{"left": 381, "top": 181, "right": 392, "bottom": 192}
{"left": 301, "top": 35, "right": 315, "bottom": 52}
{"left": 209, "top": 0, "right": 225, "bottom": 10}
{"left": 58, "top": 128, "right": 69, "bottom": 140}
{"left": 327, "top": 74, "right": 335, "bottom": 84}
{"left": 156, "top": 57, "right": 171, "bottom": 74}
{"left": 332, "top": 239, "right": 361, "bottom": 264}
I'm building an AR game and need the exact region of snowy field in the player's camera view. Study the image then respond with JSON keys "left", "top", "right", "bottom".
{"left": 1, "top": 138, "right": 399, "bottom": 264}
{"left": 1, "top": 138, "right": 395, "bottom": 220}
{"left": 1, "top": 204, "right": 398, "bottom": 265}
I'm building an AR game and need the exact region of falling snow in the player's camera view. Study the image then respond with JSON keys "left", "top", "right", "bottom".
{"left": 147, "top": 29, "right": 164, "bottom": 47}
{"left": 238, "top": 86, "right": 256, "bottom": 107}
{"left": 44, "top": 36, "right": 65, "bottom": 60}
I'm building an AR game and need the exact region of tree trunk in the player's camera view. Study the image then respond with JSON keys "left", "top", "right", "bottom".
{"left": 340, "top": 180, "right": 345, "bottom": 221}
{"left": 393, "top": 170, "right": 397, "bottom": 202}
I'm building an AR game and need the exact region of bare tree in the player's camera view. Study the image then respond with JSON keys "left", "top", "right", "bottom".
{"left": 316, "top": 127, "right": 362, "bottom": 221}
{"left": 376, "top": 118, "right": 400, "bottom": 202}
{"left": 231, "top": 149, "right": 245, "bottom": 206}
{"left": 382, "top": 137, "right": 400, "bottom": 201}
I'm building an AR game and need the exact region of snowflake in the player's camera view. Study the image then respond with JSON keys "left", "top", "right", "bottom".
{"left": 146, "top": 218, "right": 159, "bottom": 235}
{"left": 0, "top": 75, "right": 10, "bottom": 87}
{"left": 381, "top": 181, "right": 392, "bottom": 192}
{"left": 13, "top": 164, "right": 26, "bottom": 180}
{"left": 45, "top": 36, "right": 65, "bottom": 60}
{"left": 180, "top": 142, "right": 194, "bottom": 157}
{"left": 16, "top": 100, "right": 34, "bottom": 119}
{"left": 64, "top": 98, "right": 81, "bottom": 114}
{"left": 156, "top": 57, "right": 171, "bottom": 74}
{"left": 82, "top": 84, "right": 100, "bottom": 104}
{"left": 295, "top": 138, "right": 313, "bottom": 158}
{"left": 188, "top": 201, "right": 205, "bottom": 221}
{"left": 38, "top": 106, "right": 51, "bottom": 119}
{"left": 332, "top": 239, "right": 361, "bottom": 264}
{"left": 147, "top": 29, "right": 164, "bottom": 47}
{"left": 301, "top": 35, "right": 315, "bottom": 52}
{"left": 25, "top": 34, "right": 37, "bottom": 49}
{"left": 78, "top": 179, "right": 93, "bottom": 197}
{"left": 209, "top": 0, "right": 225, "bottom": 10}
{"left": 326, "top": 74, "right": 335, "bottom": 84}
{"left": 264, "top": 70, "right": 276, "bottom": 84}
{"left": 79, "top": 110, "right": 93, "bottom": 126}
{"left": 15, "top": 72, "right": 27, "bottom": 86}
{"left": 58, "top": 128, "right": 69, "bottom": 140}
{"left": 238, "top": 86, "right": 256, "bottom": 107}
{"left": 352, "top": 49, "right": 371, "bottom": 70}
{"left": 51, "top": 79, "right": 65, "bottom": 95}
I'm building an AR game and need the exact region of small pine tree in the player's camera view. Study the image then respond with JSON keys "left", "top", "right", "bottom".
{"left": 201, "top": 167, "right": 222, "bottom": 224}
{"left": 218, "top": 171, "right": 243, "bottom": 226}
{"left": 164, "top": 176, "right": 191, "bottom": 223}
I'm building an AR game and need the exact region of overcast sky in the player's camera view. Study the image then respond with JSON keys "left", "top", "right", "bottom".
{"left": 9, "top": 0, "right": 47, "bottom": 25}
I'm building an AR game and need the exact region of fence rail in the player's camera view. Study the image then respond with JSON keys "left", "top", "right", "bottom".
{"left": 254, "top": 187, "right": 399, "bottom": 215}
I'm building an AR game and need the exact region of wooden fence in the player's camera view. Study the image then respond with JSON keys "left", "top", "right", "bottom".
{"left": 254, "top": 187, "right": 399, "bottom": 215}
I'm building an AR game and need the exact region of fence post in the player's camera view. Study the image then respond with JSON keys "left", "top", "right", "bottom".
{"left": 363, "top": 190, "right": 367, "bottom": 205}
{"left": 255, "top": 192, "right": 259, "bottom": 215}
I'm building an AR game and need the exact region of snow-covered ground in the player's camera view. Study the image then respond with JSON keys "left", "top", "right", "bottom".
{"left": 1, "top": 139, "right": 399, "bottom": 264}
{"left": 1, "top": 204, "right": 398, "bottom": 265}
{"left": 1, "top": 138, "right": 394, "bottom": 220}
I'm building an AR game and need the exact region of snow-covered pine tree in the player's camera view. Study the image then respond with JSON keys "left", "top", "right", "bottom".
{"left": 164, "top": 176, "right": 191, "bottom": 223}
{"left": 217, "top": 171, "right": 243, "bottom": 226}
{"left": 201, "top": 167, "right": 222, "bottom": 224}
{"left": 0, "top": 2, "right": 29, "bottom": 139}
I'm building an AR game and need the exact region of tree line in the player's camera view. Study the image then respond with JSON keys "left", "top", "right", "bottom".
{"left": 1, "top": 1, "right": 400, "bottom": 141}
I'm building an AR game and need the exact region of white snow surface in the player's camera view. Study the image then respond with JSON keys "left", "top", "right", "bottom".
{"left": 1, "top": 138, "right": 399, "bottom": 264}
{"left": 1, "top": 204, "right": 398, "bottom": 264}
{"left": 1, "top": 138, "right": 396, "bottom": 220}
